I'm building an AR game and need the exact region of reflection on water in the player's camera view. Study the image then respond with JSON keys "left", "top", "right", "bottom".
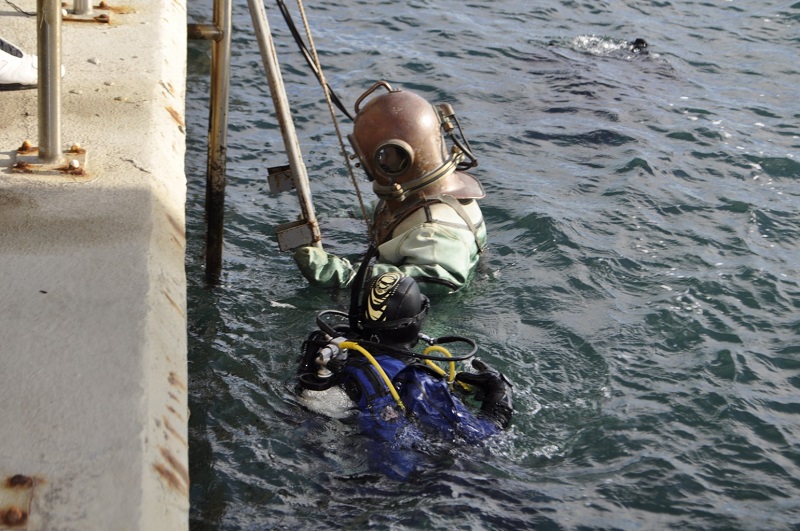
{"left": 186, "top": 0, "right": 800, "bottom": 528}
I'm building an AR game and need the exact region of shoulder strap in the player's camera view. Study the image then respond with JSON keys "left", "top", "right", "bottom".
{"left": 437, "top": 195, "right": 485, "bottom": 253}
{"left": 373, "top": 196, "right": 485, "bottom": 253}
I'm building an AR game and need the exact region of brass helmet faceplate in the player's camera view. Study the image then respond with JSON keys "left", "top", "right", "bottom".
{"left": 349, "top": 82, "right": 484, "bottom": 202}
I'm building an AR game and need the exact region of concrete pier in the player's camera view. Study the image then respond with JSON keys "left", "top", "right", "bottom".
{"left": 1, "top": 0, "right": 189, "bottom": 528}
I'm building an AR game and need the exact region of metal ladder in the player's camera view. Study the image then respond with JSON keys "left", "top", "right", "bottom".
{"left": 190, "top": 0, "right": 321, "bottom": 283}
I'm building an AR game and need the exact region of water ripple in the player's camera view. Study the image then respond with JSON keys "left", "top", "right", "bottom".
{"left": 186, "top": 0, "right": 800, "bottom": 528}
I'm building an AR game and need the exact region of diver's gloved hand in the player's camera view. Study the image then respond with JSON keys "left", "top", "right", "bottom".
{"left": 292, "top": 246, "right": 355, "bottom": 288}
{"left": 455, "top": 358, "right": 514, "bottom": 429}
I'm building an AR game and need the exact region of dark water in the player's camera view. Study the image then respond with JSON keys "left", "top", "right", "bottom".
{"left": 185, "top": 1, "right": 800, "bottom": 529}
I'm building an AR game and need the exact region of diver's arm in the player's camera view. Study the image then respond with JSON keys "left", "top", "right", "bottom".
{"left": 292, "top": 224, "right": 482, "bottom": 292}
{"left": 291, "top": 242, "right": 463, "bottom": 292}
{"left": 454, "top": 359, "right": 514, "bottom": 429}
{"left": 293, "top": 246, "right": 356, "bottom": 288}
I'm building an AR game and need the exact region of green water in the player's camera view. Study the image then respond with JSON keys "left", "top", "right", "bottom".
{"left": 186, "top": 0, "right": 800, "bottom": 528}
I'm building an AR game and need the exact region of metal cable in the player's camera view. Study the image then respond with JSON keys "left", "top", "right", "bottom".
{"left": 4, "top": 0, "right": 35, "bottom": 16}
{"left": 274, "top": 0, "right": 352, "bottom": 120}
{"left": 293, "top": 0, "right": 371, "bottom": 235}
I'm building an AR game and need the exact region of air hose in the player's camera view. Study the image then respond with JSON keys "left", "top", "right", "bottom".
{"left": 338, "top": 339, "right": 462, "bottom": 412}
{"left": 340, "top": 340, "right": 406, "bottom": 412}
{"left": 423, "top": 344, "right": 457, "bottom": 382}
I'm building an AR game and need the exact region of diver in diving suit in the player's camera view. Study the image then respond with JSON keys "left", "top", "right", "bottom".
{"left": 296, "top": 268, "right": 513, "bottom": 479}
{"left": 293, "top": 81, "right": 486, "bottom": 295}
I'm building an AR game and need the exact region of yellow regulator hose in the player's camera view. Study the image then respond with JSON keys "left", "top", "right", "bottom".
{"left": 423, "top": 345, "right": 456, "bottom": 382}
{"left": 339, "top": 341, "right": 406, "bottom": 412}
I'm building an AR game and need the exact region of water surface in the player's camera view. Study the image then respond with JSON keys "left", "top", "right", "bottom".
{"left": 185, "top": 1, "right": 800, "bottom": 528}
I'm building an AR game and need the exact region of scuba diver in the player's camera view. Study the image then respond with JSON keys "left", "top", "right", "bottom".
{"left": 293, "top": 81, "right": 486, "bottom": 295}
{"left": 296, "top": 255, "right": 513, "bottom": 480}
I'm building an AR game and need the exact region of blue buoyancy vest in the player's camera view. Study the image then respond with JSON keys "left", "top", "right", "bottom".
{"left": 341, "top": 352, "right": 501, "bottom": 447}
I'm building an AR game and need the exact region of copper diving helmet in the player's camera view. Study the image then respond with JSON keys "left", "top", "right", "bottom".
{"left": 348, "top": 81, "right": 483, "bottom": 202}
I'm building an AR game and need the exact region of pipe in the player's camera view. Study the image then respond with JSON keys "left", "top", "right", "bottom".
{"left": 73, "top": 0, "right": 93, "bottom": 16}
{"left": 187, "top": 23, "right": 222, "bottom": 41}
{"left": 37, "top": 0, "right": 62, "bottom": 163}
{"left": 246, "top": 0, "right": 321, "bottom": 247}
{"left": 204, "top": 0, "right": 232, "bottom": 283}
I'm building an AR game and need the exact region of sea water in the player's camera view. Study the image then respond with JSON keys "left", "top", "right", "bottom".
{"left": 185, "top": 1, "right": 800, "bottom": 528}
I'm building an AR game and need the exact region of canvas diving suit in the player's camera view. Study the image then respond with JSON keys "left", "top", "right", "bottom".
{"left": 294, "top": 81, "right": 486, "bottom": 294}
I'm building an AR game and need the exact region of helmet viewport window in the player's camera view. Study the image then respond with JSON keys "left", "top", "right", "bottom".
{"left": 375, "top": 143, "right": 412, "bottom": 177}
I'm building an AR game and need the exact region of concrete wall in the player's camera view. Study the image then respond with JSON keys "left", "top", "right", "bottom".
{"left": 0, "top": 0, "right": 189, "bottom": 528}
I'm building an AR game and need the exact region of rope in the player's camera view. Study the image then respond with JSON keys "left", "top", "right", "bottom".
{"left": 294, "top": 0, "right": 371, "bottom": 235}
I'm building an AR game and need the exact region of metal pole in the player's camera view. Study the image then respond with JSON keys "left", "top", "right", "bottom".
{"left": 72, "top": 0, "right": 93, "bottom": 16}
{"left": 187, "top": 24, "right": 222, "bottom": 42}
{"left": 37, "top": 0, "right": 62, "bottom": 164}
{"left": 246, "top": 0, "right": 321, "bottom": 247}
{"left": 204, "top": 0, "right": 232, "bottom": 283}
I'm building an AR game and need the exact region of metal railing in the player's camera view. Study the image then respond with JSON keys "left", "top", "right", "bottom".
{"left": 73, "top": 0, "right": 92, "bottom": 16}
{"left": 13, "top": 0, "right": 95, "bottom": 175}
{"left": 189, "top": 0, "right": 232, "bottom": 284}
{"left": 20, "top": 0, "right": 315, "bottom": 282}
{"left": 37, "top": 0, "right": 62, "bottom": 163}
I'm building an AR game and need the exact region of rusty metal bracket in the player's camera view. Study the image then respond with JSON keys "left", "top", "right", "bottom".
{"left": 269, "top": 164, "right": 319, "bottom": 250}
{"left": 11, "top": 140, "right": 91, "bottom": 182}
{"left": 61, "top": 12, "right": 111, "bottom": 23}
{"left": 267, "top": 164, "right": 294, "bottom": 193}
{"left": 187, "top": 23, "right": 222, "bottom": 41}
{"left": 62, "top": 1, "right": 136, "bottom": 23}
{"left": 0, "top": 474, "right": 41, "bottom": 528}
{"left": 275, "top": 219, "right": 319, "bottom": 252}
